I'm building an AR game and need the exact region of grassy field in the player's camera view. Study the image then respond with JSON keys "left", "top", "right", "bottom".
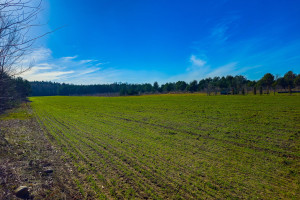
{"left": 30, "top": 94, "right": 300, "bottom": 199}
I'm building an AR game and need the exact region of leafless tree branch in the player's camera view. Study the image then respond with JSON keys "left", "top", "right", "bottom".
{"left": 0, "top": 0, "right": 47, "bottom": 77}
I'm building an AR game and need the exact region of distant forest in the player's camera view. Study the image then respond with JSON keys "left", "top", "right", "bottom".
{"left": 31, "top": 70, "right": 300, "bottom": 96}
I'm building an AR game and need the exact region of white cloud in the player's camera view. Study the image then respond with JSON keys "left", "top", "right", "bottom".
{"left": 95, "top": 63, "right": 104, "bottom": 66}
{"left": 189, "top": 55, "right": 206, "bottom": 68}
{"left": 178, "top": 55, "right": 209, "bottom": 81}
{"left": 30, "top": 48, "right": 52, "bottom": 63}
{"left": 23, "top": 70, "right": 74, "bottom": 81}
{"left": 167, "top": 54, "right": 255, "bottom": 83}
{"left": 20, "top": 48, "right": 102, "bottom": 82}
{"left": 14, "top": 48, "right": 52, "bottom": 68}
{"left": 79, "top": 60, "right": 95, "bottom": 64}
{"left": 61, "top": 56, "right": 78, "bottom": 61}
{"left": 167, "top": 54, "right": 210, "bottom": 82}
{"left": 78, "top": 68, "right": 100, "bottom": 75}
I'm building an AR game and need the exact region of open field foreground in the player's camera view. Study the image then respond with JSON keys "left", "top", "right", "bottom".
{"left": 0, "top": 104, "right": 83, "bottom": 199}
{"left": 29, "top": 94, "right": 299, "bottom": 199}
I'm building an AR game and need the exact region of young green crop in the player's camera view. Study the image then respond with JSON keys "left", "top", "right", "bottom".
{"left": 30, "top": 94, "right": 300, "bottom": 199}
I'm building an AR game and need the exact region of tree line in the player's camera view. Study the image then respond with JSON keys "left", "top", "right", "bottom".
{"left": 1, "top": 69, "right": 299, "bottom": 112}
{"left": 30, "top": 70, "right": 299, "bottom": 97}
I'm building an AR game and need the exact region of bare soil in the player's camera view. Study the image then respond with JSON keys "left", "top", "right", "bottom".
{"left": 0, "top": 104, "right": 83, "bottom": 199}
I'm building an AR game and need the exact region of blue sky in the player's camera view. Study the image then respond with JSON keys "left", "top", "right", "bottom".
{"left": 22, "top": 0, "right": 300, "bottom": 84}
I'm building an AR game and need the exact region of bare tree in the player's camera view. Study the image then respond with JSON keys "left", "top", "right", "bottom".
{"left": 0, "top": 0, "right": 46, "bottom": 111}
{"left": 0, "top": 0, "right": 44, "bottom": 76}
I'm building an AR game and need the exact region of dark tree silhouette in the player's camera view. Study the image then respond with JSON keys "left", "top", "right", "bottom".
{"left": 29, "top": 71, "right": 298, "bottom": 97}
{"left": 284, "top": 71, "right": 296, "bottom": 88}
{"left": 175, "top": 81, "right": 187, "bottom": 91}
{"left": 277, "top": 77, "right": 287, "bottom": 89}
{"left": 187, "top": 80, "right": 198, "bottom": 92}
{"left": 260, "top": 73, "right": 274, "bottom": 94}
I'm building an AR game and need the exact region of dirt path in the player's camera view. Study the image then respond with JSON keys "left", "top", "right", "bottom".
{"left": 0, "top": 103, "right": 83, "bottom": 199}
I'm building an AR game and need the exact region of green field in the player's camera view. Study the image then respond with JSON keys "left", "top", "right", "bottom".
{"left": 30, "top": 94, "right": 300, "bottom": 199}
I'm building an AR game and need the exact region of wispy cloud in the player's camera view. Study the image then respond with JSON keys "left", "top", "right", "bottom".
{"left": 168, "top": 54, "right": 258, "bottom": 83}
{"left": 20, "top": 48, "right": 102, "bottom": 82}
{"left": 79, "top": 59, "right": 95, "bottom": 64}
{"left": 20, "top": 48, "right": 164, "bottom": 84}
{"left": 189, "top": 55, "right": 206, "bottom": 68}
{"left": 210, "top": 14, "right": 240, "bottom": 43}
{"left": 61, "top": 56, "right": 78, "bottom": 61}
{"left": 24, "top": 70, "right": 75, "bottom": 81}
{"left": 211, "top": 23, "right": 229, "bottom": 42}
